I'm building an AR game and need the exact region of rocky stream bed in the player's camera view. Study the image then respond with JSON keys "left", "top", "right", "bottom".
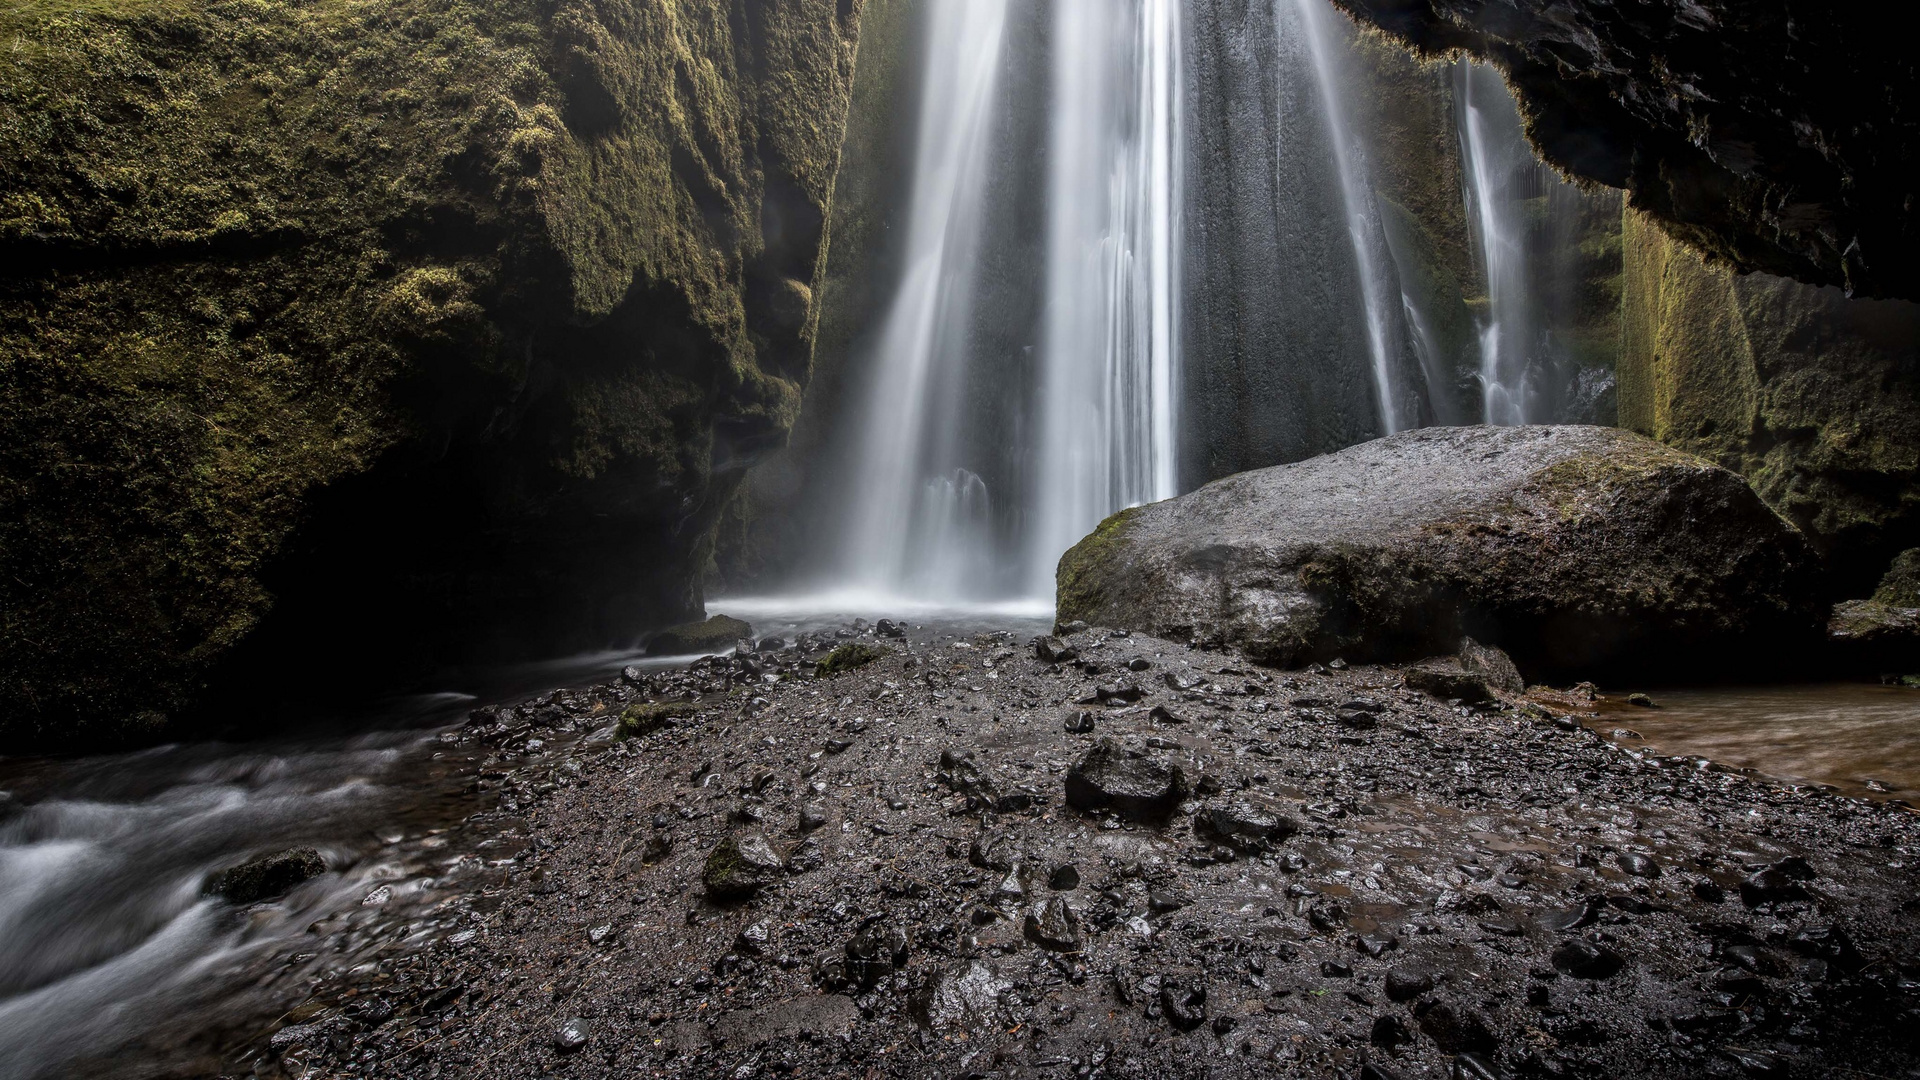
{"left": 243, "top": 622, "right": 1920, "bottom": 1080}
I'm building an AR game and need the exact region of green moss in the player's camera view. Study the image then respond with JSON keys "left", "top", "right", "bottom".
{"left": 815, "top": 642, "right": 885, "bottom": 676}
{"left": 618, "top": 700, "right": 695, "bottom": 738}
{"left": 1618, "top": 207, "right": 1920, "bottom": 587}
{"left": 0, "top": 0, "right": 867, "bottom": 747}
{"left": 1054, "top": 505, "right": 1141, "bottom": 622}
{"left": 1872, "top": 549, "right": 1920, "bottom": 607}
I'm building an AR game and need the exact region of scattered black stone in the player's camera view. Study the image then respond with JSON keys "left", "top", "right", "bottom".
{"left": 1551, "top": 938, "right": 1625, "bottom": 979}
{"left": 1022, "top": 896, "right": 1083, "bottom": 952}
{"left": 1159, "top": 977, "right": 1207, "bottom": 1031}
{"left": 1063, "top": 737, "right": 1187, "bottom": 822}
{"left": 703, "top": 832, "right": 783, "bottom": 899}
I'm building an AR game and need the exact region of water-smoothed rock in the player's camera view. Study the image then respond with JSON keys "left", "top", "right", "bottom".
{"left": 647, "top": 616, "right": 754, "bottom": 657}
{"left": 1056, "top": 426, "right": 1821, "bottom": 680}
{"left": 208, "top": 848, "right": 326, "bottom": 904}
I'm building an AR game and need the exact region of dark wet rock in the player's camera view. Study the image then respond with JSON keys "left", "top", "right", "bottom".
{"left": 1064, "top": 737, "right": 1187, "bottom": 823}
{"left": 1692, "top": 879, "right": 1727, "bottom": 904}
{"left": 647, "top": 615, "right": 753, "bottom": 657}
{"left": 1789, "top": 925, "right": 1865, "bottom": 973}
{"left": 911, "top": 961, "right": 1013, "bottom": 1033}
{"left": 703, "top": 832, "right": 784, "bottom": 899}
{"left": 1617, "top": 853, "right": 1661, "bottom": 878}
{"left": 968, "top": 830, "right": 1018, "bottom": 872}
{"left": 1048, "top": 863, "right": 1080, "bottom": 891}
{"left": 734, "top": 921, "right": 772, "bottom": 957}
{"left": 1055, "top": 427, "right": 1821, "bottom": 681}
{"left": 1159, "top": 977, "right": 1207, "bottom": 1031}
{"left": 1335, "top": 708, "right": 1379, "bottom": 730}
{"left": 1405, "top": 661, "right": 1495, "bottom": 704}
{"left": 1127, "top": 657, "right": 1152, "bottom": 672}
{"left": 1034, "top": 636, "right": 1078, "bottom": 663}
{"left": 937, "top": 749, "right": 1002, "bottom": 806}
{"left": 1385, "top": 967, "right": 1434, "bottom": 1002}
{"left": 1459, "top": 638, "right": 1524, "bottom": 693}
{"left": 208, "top": 848, "right": 326, "bottom": 904}
{"left": 1147, "top": 889, "right": 1188, "bottom": 914}
{"left": 1361, "top": 1065, "right": 1407, "bottom": 1080}
{"left": 1023, "top": 896, "right": 1084, "bottom": 952}
{"left": 552, "top": 1017, "right": 588, "bottom": 1053}
{"left": 798, "top": 803, "right": 828, "bottom": 833}
{"left": 1063, "top": 710, "right": 1096, "bottom": 734}
{"left": 1626, "top": 693, "right": 1659, "bottom": 708}
{"left": 1076, "top": 683, "right": 1145, "bottom": 706}
{"left": 1147, "top": 704, "right": 1186, "bottom": 724}
{"left": 845, "top": 921, "right": 910, "bottom": 987}
{"left": 1417, "top": 997, "right": 1499, "bottom": 1054}
{"left": 1741, "top": 859, "right": 1815, "bottom": 906}
{"left": 1320, "top": 959, "right": 1353, "bottom": 978}
{"left": 784, "top": 836, "right": 824, "bottom": 873}
{"left": 1371, "top": 1013, "right": 1414, "bottom": 1048}
{"left": 874, "top": 619, "right": 906, "bottom": 638}
{"left": 1551, "top": 939, "right": 1625, "bottom": 980}
{"left": 1193, "top": 798, "right": 1299, "bottom": 853}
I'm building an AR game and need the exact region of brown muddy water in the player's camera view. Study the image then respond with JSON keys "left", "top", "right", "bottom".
{"left": 1594, "top": 682, "right": 1920, "bottom": 802}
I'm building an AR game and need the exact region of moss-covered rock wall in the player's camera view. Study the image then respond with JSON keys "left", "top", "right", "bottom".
{"left": 0, "top": 0, "right": 866, "bottom": 747}
{"left": 1618, "top": 208, "right": 1920, "bottom": 595}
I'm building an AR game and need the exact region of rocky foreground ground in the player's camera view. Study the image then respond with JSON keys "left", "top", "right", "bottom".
{"left": 262, "top": 623, "right": 1920, "bottom": 1080}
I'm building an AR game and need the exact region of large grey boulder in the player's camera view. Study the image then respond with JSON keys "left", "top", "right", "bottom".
{"left": 1056, "top": 427, "right": 1822, "bottom": 679}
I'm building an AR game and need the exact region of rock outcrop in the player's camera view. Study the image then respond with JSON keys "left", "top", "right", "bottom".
{"left": 1330, "top": 0, "right": 1918, "bottom": 300}
{"left": 1056, "top": 426, "right": 1823, "bottom": 680}
{"left": 1618, "top": 210, "right": 1920, "bottom": 594}
{"left": 0, "top": 0, "right": 867, "bottom": 746}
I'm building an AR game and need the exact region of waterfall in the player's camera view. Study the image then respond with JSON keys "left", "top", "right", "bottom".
{"left": 1292, "top": 0, "right": 1417, "bottom": 435}
{"left": 1456, "top": 61, "right": 1541, "bottom": 425}
{"left": 1027, "top": 0, "right": 1184, "bottom": 594}
{"left": 832, "top": 0, "right": 1010, "bottom": 600}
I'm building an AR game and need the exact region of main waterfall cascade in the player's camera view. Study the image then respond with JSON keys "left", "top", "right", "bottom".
{"left": 1027, "top": 0, "right": 1184, "bottom": 596}
{"left": 758, "top": 0, "right": 1623, "bottom": 609}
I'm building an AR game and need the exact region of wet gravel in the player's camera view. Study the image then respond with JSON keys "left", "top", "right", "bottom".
{"left": 251, "top": 623, "right": 1920, "bottom": 1080}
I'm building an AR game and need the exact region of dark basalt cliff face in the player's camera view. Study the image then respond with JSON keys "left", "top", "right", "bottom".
{"left": 0, "top": 0, "right": 865, "bottom": 747}
{"left": 1330, "top": 0, "right": 1919, "bottom": 301}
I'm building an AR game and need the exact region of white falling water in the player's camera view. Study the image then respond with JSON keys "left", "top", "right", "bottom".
{"left": 1027, "top": 0, "right": 1184, "bottom": 594}
{"left": 1293, "top": 0, "right": 1412, "bottom": 435}
{"left": 833, "top": 0, "right": 1010, "bottom": 600}
{"left": 1456, "top": 61, "right": 1536, "bottom": 425}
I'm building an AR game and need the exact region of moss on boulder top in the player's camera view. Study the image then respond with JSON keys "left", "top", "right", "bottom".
{"left": 0, "top": 0, "right": 866, "bottom": 748}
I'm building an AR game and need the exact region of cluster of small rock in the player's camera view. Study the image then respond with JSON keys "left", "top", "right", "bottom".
{"left": 259, "top": 621, "right": 1919, "bottom": 1080}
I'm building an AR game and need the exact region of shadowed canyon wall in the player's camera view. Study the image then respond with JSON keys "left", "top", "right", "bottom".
{"left": 1329, "top": 0, "right": 1919, "bottom": 301}
{"left": 0, "top": 0, "right": 867, "bottom": 746}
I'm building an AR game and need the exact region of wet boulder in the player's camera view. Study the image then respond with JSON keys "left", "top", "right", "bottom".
{"left": 1055, "top": 427, "right": 1821, "bottom": 680}
{"left": 208, "top": 848, "right": 326, "bottom": 904}
{"left": 647, "top": 615, "right": 754, "bottom": 657}
{"left": 1064, "top": 738, "right": 1188, "bottom": 823}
